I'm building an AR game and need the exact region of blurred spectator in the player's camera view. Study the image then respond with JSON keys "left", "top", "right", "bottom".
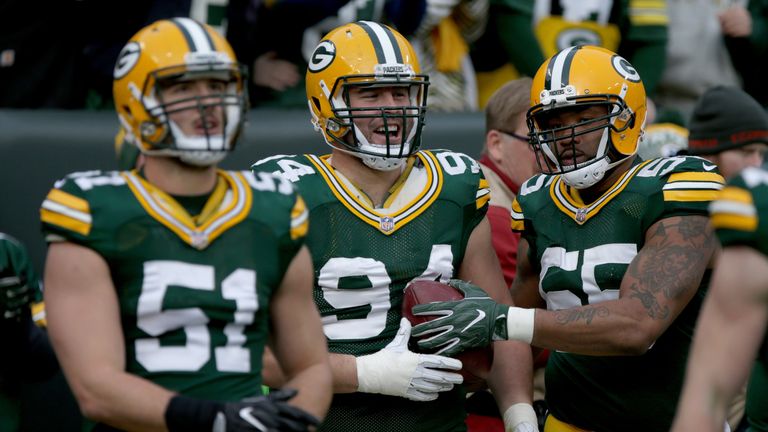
{"left": 655, "top": 0, "right": 743, "bottom": 122}
{"left": 639, "top": 98, "right": 690, "bottom": 159}
{"left": 226, "top": 0, "right": 425, "bottom": 108}
{"left": 671, "top": 85, "right": 768, "bottom": 432}
{"left": 467, "top": 77, "right": 545, "bottom": 431}
{"left": 640, "top": 122, "right": 689, "bottom": 159}
{"left": 471, "top": 0, "right": 669, "bottom": 109}
{"left": 471, "top": 1, "right": 544, "bottom": 108}
{"left": 80, "top": 0, "right": 228, "bottom": 110}
{"left": 0, "top": 233, "right": 61, "bottom": 431}
{"left": 0, "top": 1, "right": 86, "bottom": 108}
{"left": 721, "top": 0, "right": 768, "bottom": 108}
{"left": 408, "top": 0, "right": 489, "bottom": 111}
{"left": 678, "top": 86, "right": 768, "bottom": 180}
{"left": 478, "top": 77, "right": 538, "bottom": 288}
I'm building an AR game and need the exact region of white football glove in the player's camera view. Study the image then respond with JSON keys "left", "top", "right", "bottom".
{"left": 503, "top": 403, "right": 539, "bottom": 432}
{"left": 356, "top": 318, "right": 463, "bottom": 402}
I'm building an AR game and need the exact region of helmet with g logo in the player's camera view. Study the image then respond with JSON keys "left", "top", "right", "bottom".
{"left": 113, "top": 18, "right": 247, "bottom": 167}
{"left": 306, "top": 21, "right": 429, "bottom": 171}
{"left": 527, "top": 45, "right": 647, "bottom": 188}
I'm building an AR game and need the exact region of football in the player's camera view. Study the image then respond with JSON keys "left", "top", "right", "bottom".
{"left": 402, "top": 280, "right": 493, "bottom": 392}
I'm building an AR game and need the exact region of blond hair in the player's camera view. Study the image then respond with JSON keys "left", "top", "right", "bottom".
{"left": 485, "top": 77, "right": 533, "bottom": 134}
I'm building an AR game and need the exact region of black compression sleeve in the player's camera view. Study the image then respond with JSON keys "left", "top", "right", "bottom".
{"left": 165, "top": 395, "right": 222, "bottom": 432}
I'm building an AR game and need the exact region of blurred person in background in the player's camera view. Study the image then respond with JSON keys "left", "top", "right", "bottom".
{"left": 671, "top": 165, "right": 768, "bottom": 432}
{"left": 407, "top": 0, "right": 489, "bottom": 111}
{"left": 678, "top": 86, "right": 768, "bottom": 180}
{"left": 471, "top": 0, "right": 669, "bottom": 109}
{"left": 468, "top": 77, "right": 546, "bottom": 431}
{"left": 226, "top": 0, "right": 425, "bottom": 108}
{"left": 0, "top": 233, "right": 61, "bottom": 432}
{"left": 655, "top": 0, "right": 744, "bottom": 122}
{"left": 720, "top": 0, "right": 768, "bottom": 108}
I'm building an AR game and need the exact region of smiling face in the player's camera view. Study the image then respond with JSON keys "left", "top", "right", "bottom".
{"left": 345, "top": 85, "right": 415, "bottom": 147}
{"left": 158, "top": 78, "right": 229, "bottom": 138}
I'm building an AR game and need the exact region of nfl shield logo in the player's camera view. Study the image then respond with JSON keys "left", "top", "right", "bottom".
{"left": 380, "top": 216, "right": 395, "bottom": 233}
{"left": 190, "top": 232, "right": 209, "bottom": 250}
{"left": 575, "top": 208, "right": 587, "bottom": 224}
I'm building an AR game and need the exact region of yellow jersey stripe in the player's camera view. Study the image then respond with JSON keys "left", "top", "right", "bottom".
{"left": 717, "top": 186, "right": 753, "bottom": 205}
{"left": 710, "top": 213, "right": 758, "bottom": 232}
{"left": 390, "top": 152, "right": 443, "bottom": 228}
{"left": 476, "top": 192, "right": 491, "bottom": 209}
{"left": 41, "top": 208, "right": 91, "bottom": 236}
{"left": 31, "top": 302, "right": 47, "bottom": 327}
{"left": 307, "top": 152, "right": 443, "bottom": 235}
{"left": 663, "top": 189, "right": 721, "bottom": 202}
{"left": 668, "top": 172, "right": 725, "bottom": 184}
{"left": 204, "top": 172, "right": 252, "bottom": 244}
{"left": 631, "top": 15, "right": 669, "bottom": 26}
{"left": 46, "top": 189, "right": 90, "bottom": 213}
{"left": 290, "top": 196, "right": 309, "bottom": 240}
{"left": 510, "top": 218, "right": 524, "bottom": 232}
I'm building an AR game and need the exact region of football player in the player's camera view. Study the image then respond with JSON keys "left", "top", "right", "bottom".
{"left": 412, "top": 45, "right": 725, "bottom": 431}
{"left": 0, "top": 232, "right": 58, "bottom": 432}
{"left": 252, "top": 21, "right": 537, "bottom": 432}
{"left": 41, "top": 18, "right": 331, "bottom": 432}
{"left": 672, "top": 166, "right": 768, "bottom": 432}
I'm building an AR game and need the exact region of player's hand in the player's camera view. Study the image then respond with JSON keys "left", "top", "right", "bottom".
{"left": 356, "top": 318, "right": 463, "bottom": 402}
{"left": 411, "top": 279, "right": 512, "bottom": 356}
{"left": 213, "top": 389, "right": 320, "bottom": 432}
{"left": 503, "top": 403, "right": 539, "bottom": 432}
{"left": 0, "top": 273, "right": 32, "bottom": 322}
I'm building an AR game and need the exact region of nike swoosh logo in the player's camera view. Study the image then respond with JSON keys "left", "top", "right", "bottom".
{"left": 462, "top": 309, "right": 486, "bottom": 333}
{"left": 703, "top": 164, "right": 717, "bottom": 171}
{"left": 239, "top": 407, "right": 268, "bottom": 432}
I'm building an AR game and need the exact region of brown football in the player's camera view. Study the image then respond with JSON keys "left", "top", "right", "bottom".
{"left": 402, "top": 280, "right": 493, "bottom": 392}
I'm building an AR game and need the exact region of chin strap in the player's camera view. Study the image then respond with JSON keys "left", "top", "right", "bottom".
{"left": 361, "top": 155, "right": 406, "bottom": 171}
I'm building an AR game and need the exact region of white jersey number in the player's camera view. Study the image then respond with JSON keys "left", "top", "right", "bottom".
{"left": 135, "top": 261, "right": 257, "bottom": 373}
{"left": 319, "top": 245, "right": 454, "bottom": 340}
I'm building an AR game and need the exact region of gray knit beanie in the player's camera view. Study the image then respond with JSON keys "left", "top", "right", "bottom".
{"left": 683, "top": 86, "right": 768, "bottom": 156}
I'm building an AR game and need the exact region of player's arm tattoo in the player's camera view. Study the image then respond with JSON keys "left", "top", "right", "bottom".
{"left": 554, "top": 306, "right": 610, "bottom": 325}
{"left": 625, "top": 215, "right": 715, "bottom": 320}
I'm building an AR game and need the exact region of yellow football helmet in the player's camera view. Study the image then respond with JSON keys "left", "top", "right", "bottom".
{"left": 306, "top": 21, "right": 429, "bottom": 171}
{"left": 113, "top": 18, "right": 247, "bottom": 166}
{"left": 527, "top": 45, "right": 647, "bottom": 188}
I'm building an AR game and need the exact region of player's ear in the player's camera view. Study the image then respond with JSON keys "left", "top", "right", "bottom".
{"left": 486, "top": 130, "right": 504, "bottom": 162}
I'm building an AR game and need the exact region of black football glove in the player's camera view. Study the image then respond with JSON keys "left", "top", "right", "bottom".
{"left": 213, "top": 389, "right": 320, "bottom": 432}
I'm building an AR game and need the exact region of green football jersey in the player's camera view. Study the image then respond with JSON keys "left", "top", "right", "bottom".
{"left": 0, "top": 232, "right": 43, "bottom": 432}
{"left": 512, "top": 156, "right": 724, "bottom": 431}
{"left": 0, "top": 232, "right": 41, "bottom": 304}
{"left": 40, "top": 169, "right": 307, "bottom": 402}
{"left": 253, "top": 150, "right": 490, "bottom": 432}
{"left": 709, "top": 166, "right": 768, "bottom": 432}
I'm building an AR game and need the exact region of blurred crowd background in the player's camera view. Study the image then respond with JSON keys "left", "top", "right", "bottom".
{"left": 2, "top": 0, "right": 766, "bottom": 122}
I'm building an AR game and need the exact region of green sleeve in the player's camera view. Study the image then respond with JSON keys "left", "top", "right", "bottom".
{"left": 624, "top": 39, "right": 666, "bottom": 96}
{"left": 748, "top": 0, "right": 768, "bottom": 54}
{"left": 620, "top": 0, "right": 668, "bottom": 96}
{"left": 494, "top": 6, "right": 546, "bottom": 77}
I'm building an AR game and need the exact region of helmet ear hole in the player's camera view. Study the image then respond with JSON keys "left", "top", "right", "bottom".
{"left": 311, "top": 96, "right": 322, "bottom": 112}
